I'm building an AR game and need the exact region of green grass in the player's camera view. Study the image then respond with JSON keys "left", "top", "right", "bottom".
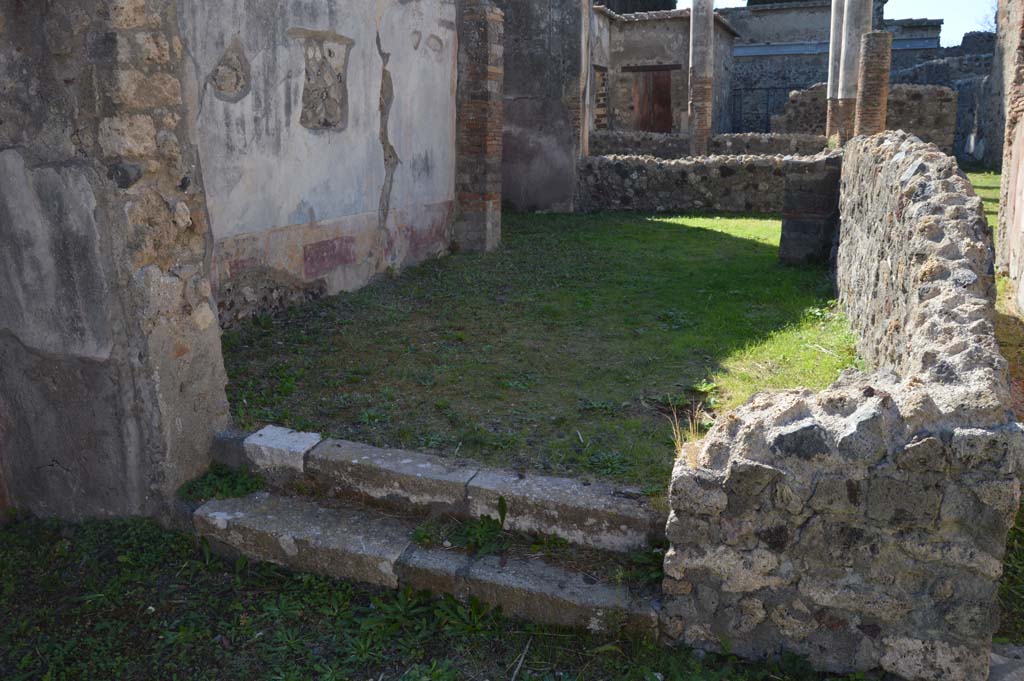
{"left": 223, "top": 212, "right": 855, "bottom": 493}
{"left": 968, "top": 170, "right": 1024, "bottom": 643}
{"left": 968, "top": 170, "right": 1001, "bottom": 232}
{"left": 0, "top": 516, "right": 873, "bottom": 680}
{"left": 178, "top": 463, "right": 265, "bottom": 504}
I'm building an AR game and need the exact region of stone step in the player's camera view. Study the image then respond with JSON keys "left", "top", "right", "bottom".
{"left": 193, "top": 492, "right": 658, "bottom": 635}
{"left": 305, "top": 438, "right": 666, "bottom": 553}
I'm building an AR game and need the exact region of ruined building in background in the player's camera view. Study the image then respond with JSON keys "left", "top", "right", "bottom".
{"left": 718, "top": 0, "right": 1001, "bottom": 165}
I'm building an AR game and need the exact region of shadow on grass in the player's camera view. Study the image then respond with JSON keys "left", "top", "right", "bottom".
{"left": 222, "top": 211, "right": 851, "bottom": 491}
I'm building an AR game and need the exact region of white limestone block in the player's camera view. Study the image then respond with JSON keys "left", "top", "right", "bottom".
{"left": 243, "top": 425, "right": 321, "bottom": 472}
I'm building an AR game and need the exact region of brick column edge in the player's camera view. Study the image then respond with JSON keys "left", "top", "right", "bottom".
{"left": 453, "top": 0, "right": 504, "bottom": 254}
{"left": 854, "top": 31, "right": 892, "bottom": 137}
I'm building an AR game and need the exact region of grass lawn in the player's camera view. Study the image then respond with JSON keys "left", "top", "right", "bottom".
{"left": 968, "top": 170, "right": 1001, "bottom": 232}
{"left": 224, "top": 212, "right": 855, "bottom": 494}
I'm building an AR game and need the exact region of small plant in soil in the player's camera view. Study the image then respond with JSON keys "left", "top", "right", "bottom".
{"left": 178, "top": 463, "right": 264, "bottom": 503}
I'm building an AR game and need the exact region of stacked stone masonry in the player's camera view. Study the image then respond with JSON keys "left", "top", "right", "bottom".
{"left": 589, "top": 132, "right": 827, "bottom": 159}
{"left": 661, "top": 132, "right": 1023, "bottom": 680}
{"left": 853, "top": 31, "right": 892, "bottom": 138}
{"left": 576, "top": 151, "right": 841, "bottom": 215}
{"left": 772, "top": 83, "right": 958, "bottom": 153}
{"left": 454, "top": 1, "right": 504, "bottom": 254}
{"left": 998, "top": 0, "right": 1024, "bottom": 305}
{"left": 0, "top": 0, "right": 230, "bottom": 519}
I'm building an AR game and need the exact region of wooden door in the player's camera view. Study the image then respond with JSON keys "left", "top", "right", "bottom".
{"left": 633, "top": 71, "right": 673, "bottom": 133}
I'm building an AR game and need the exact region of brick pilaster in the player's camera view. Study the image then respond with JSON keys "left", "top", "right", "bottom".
{"left": 854, "top": 31, "right": 892, "bottom": 137}
{"left": 454, "top": 0, "right": 504, "bottom": 253}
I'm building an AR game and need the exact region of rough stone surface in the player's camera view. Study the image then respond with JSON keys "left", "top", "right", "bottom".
{"left": 453, "top": 1, "right": 504, "bottom": 253}
{"left": 179, "top": 0, "right": 459, "bottom": 321}
{"left": 195, "top": 493, "right": 412, "bottom": 588}
{"left": 589, "top": 131, "right": 826, "bottom": 158}
{"left": 998, "top": 0, "right": 1024, "bottom": 312}
{"left": 493, "top": 0, "right": 583, "bottom": 211}
{"left": 243, "top": 426, "right": 322, "bottom": 473}
{"left": 779, "top": 153, "right": 842, "bottom": 265}
{"left": 853, "top": 31, "right": 892, "bottom": 137}
{"left": 303, "top": 438, "right": 663, "bottom": 553}
{"left": 576, "top": 151, "right": 841, "bottom": 215}
{"left": 0, "top": 0, "right": 229, "bottom": 520}
{"left": 466, "top": 469, "right": 666, "bottom": 552}
{"left": 661, "top": 132, "right": 1023, "bottom": 680}
{"left": 307, "top": 439, "right": 477, "bottom": 513}
{"left": 772, "top": 83, "right": 958, "bottom": 153}
{"left": 195, "top": 492, "right": 656, "bottom": 633}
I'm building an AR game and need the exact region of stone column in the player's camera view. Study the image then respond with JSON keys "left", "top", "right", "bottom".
{"left": 688, "top": 0, "right": 715, "bottom": 156}
{"left": 835, "top": 0, "right": 873, "bottom": 143}
{"left": 454, "top": 0, "right": 505, "bottom": 253}
{"left": 854, "top": 31, "right": 892, "bottom": 137}
{"left": 825, "top": 0, "right": 845, "bottom": 139}
{"left": 0, "top": 0, "right": 230, "bottom": 520}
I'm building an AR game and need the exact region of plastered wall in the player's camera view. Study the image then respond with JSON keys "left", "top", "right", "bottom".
{"left": 178, "top": 0, "right": 458, "bottom": 322}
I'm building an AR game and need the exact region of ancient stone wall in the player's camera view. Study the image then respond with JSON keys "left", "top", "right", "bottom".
{"left": 772, "top": 83, "right": 958, "bottom": 153}
{"left": 495, "top": 0, "right": 583, "bottom": 212}
{"left": 576, "top": 151, "right": 841, "bottom": 214}
{"left": 178, "top": 0, "right": 459, "bottom": 325}
{"left": 453, "top": 1, "right": 504, "bottom": 254}
{"left": 589, "top": 130, "right": 693, "bottom": 157}
{"left": 710, "top": 133, "right": 828, "bottom": 156}
{"left": 596, "top": 9, "right": 736, "bottom": 136}
{"left": 589, "top": 131, "right": 826, "bottom": 159}
{"left": 722, "top": 0, "right": 991, "bottom": 136}
{"left": 998, "top": 0, "right": 1024, "bottom": 290}
{"left": 662, "top": 132, "right": 1022, "bottom": 680}
{"left": 0, "top": 0, "right": 230, "bottom": 519}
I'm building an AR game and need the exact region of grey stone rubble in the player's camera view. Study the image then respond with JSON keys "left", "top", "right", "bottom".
{"left": 589, "top": 131, "right": 828, "bottom": 159}
{"left": 193, "top": 492, "right": 658, "bottom": 635}
{"left": 661, "top": 132, "right": 1024, "bottom": 681}
{"left": 576, "top": 151, "right": 842, "bottom": 216}
{"left": 216, "top": 432, "right": 666, "bottom": 554}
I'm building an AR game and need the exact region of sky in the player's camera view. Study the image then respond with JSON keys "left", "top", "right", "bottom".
{"left": 676, "top": 0, "right": 998, "bottom": 47}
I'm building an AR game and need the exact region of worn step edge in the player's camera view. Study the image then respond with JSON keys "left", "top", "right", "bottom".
{"left": 193, "top": 492, "right": 658, "bottom": 636}
{"left": 305, "top": 438, "right": 667, "bottom": 553}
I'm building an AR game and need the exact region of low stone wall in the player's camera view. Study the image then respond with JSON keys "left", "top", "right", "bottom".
{"left": 588, "top": 131, "right": 826, "bottom": 159}
{"left": 576, "top": 152, "right": 840, "bottom": 215}
{"left": 885, "top": 84, "right": 958, "bottom": 155}
{"left": 710, "top": 133, "right": 827, "bottom": 157}
{"left": 589, "top": 131, "right": 691, "bottom": 158}
{"left": 661, "top": 132, "right": 1022, "bottom": 680}
{"left": 772, "top": 83, "right": 958, "bottom": 154}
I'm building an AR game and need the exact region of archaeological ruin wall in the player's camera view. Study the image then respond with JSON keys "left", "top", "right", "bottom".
{"left": 0, "top": 0, "right": 230, "bottom": 519}
{"left": 998, "top": 0, "right": 1024, "bottom": 308}
{"left": 595, "top": 8, "right": 736, "bottom": 137}
{"left": 495, "top": 0, "right": 584, "bottom": 212}
{"left": 589, "top": 131, "right": 827, "bottom": 158}
{"left": 576, "top": 151, "right": 840, "bottom": 215}
{"left": 179, "top": 1, "right": 462, "bottom": 324}
{"left": 662, "top": 132, "right": 1022, "bottom": 680}
{"left": 772, "top": 83, "right": 958, "bottom": 153}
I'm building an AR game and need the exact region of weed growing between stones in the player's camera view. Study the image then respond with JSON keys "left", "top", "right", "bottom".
{"left": 178, "top": 463, "right": 264, "bottom": 503}
{"left": 0, "top": 517, "right": 881, "bottom": 680}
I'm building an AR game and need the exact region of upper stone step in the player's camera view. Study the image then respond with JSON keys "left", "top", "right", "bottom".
{"left": 306, "top": 438, "right": 666, "bottom": 553}
{"left": 218, "top": 427, "right": 667, "bottom": 553}
{"left": 193, "top": 492, "right": 658, "bottom": 635}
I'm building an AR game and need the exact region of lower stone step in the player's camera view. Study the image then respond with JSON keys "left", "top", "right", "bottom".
{"left": 194, "top": 492, "right": 659, "bottom": 635}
